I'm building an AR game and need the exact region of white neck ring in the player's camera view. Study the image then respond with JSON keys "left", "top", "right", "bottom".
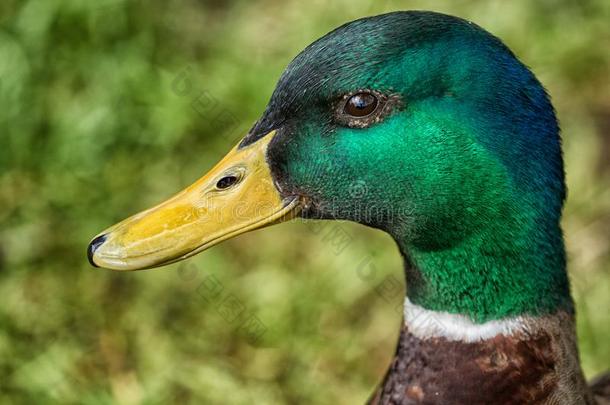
{"left": 403, "top": 298, "right": 530, "bottom": 342}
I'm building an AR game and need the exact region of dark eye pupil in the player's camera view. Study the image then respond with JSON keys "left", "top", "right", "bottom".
{"left": 216, "top": 175, "right": 238, "bottom": 189}
{"left": 344, "top": 93, "right": 378, "bottom": 117}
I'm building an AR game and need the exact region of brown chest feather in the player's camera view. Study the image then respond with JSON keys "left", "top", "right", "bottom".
{"left": 369, "top": 324, "right": 593, "bottom": 405}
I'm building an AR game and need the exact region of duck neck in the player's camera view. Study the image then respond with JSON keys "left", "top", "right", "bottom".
{"left": 392, "top": 214, "right": 573, "bottom": 323}
{"left": 367, "top": 220, "right": 594, "bottom": 403}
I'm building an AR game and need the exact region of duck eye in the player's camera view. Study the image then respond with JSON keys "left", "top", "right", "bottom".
{"left": 344, "top": 92, "right": 378, "bottom": 117}
{"left": 216, "top": 175, "right": 239, "bottom": 190}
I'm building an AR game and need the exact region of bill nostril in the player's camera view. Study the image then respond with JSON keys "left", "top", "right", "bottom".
{"left": 216, "top": 175, "right": 239, "bottom": 190}
{"left": 87, "top": 234, "right": 107, "bottom": 267}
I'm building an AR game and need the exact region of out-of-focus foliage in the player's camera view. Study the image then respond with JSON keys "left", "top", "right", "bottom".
{"left": 0, "top": 1, "right": 609, "bottom": 403}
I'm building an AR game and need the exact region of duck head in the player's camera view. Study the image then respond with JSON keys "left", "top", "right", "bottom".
{"left": 89, "top": 11, "right": 571, "bottom": 322}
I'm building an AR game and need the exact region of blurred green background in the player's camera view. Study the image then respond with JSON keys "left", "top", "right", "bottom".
{"left": 1, "top": 0, "right": 609, "bottom": 403}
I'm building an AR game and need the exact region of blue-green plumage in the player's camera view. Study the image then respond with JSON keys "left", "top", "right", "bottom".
{"left": 247, "top": 11, "right": 570, "bottom": 321}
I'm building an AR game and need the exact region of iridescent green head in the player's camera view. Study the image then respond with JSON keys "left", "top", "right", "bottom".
{"left": 245, "top": 11, "right": 570, "bottom": 321}
{"left": 90, "top": 11, "right": 570, "bottom": 323}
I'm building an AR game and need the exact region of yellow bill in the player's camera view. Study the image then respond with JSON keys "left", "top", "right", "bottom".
{"left": 88, "top": 131, "right": 299, "bottom": 270}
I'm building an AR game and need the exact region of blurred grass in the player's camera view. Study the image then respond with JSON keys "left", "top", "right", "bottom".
{"left": 1, "top": 0, "right": 609, "bottom": 404}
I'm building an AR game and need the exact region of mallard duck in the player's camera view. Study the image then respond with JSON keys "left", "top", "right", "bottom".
{"left": 88, "top": 11, "right": 609, "bottom": 404}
